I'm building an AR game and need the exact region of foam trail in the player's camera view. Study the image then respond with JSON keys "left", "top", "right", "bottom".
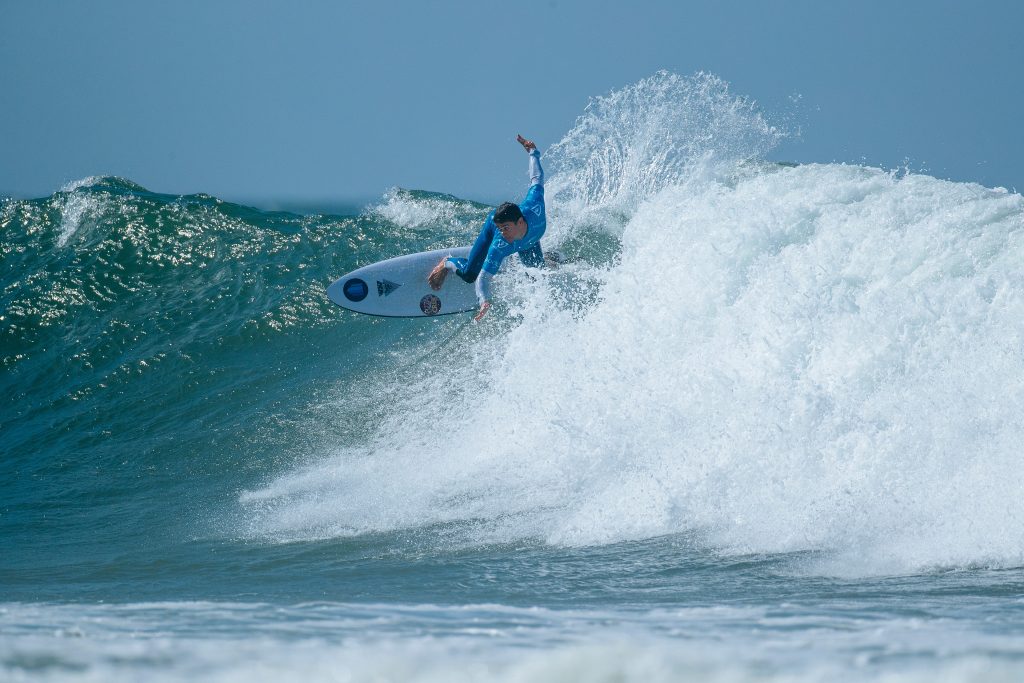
{"left": 243, "top": 73, "right": 1024, "bottom": 576}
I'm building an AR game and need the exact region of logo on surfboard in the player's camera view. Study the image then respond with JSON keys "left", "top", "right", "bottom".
{"left": 419, "top": 294, "right": 442, "bottom": 316}
{"left": 377, "top": 279, "right": 401, "bottom": 297}
{"left": 342, "top": 278, "right": 369, "bottom": 302}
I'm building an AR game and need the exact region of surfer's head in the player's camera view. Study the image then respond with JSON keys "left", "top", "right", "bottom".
{"left": 493, "top": 202, "right": 528, "bottom": 241}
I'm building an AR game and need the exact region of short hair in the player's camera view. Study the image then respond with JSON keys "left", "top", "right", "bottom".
{"left": 493, "top": 202, "right": 523, "bottom": 224}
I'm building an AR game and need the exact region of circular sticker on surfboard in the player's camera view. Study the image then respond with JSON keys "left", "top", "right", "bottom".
{"left": 343, "top": 278, "right": 369, "bottom": 302}
{"left": 419, "top": 294, "right": 442, "bottom": 316}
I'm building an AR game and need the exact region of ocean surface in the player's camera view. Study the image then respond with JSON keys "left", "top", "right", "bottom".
{"left": 3, "top": 72, "right": 1024, "bottom": 681}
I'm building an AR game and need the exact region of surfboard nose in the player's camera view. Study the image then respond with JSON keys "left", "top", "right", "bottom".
{"left": 327, "top": 277, "right": 369, "bottom": 306}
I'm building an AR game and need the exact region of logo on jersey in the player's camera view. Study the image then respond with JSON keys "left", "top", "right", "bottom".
{"left": 377, "top": 279, "right": 401, "bottom": 297}
{"left": 419, "top": 294, "right": 442, "bottom": 316}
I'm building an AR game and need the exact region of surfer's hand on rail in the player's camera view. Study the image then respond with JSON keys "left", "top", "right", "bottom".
{"left": 517, "top": 134, "right": 536, "bottom": 153}
{"left": 473, "top": 301, "right": 491, "bottom": 322}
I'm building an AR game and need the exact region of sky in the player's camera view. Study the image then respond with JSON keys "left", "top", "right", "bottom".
{"left": 2, "top": 0, "right": 1022, "bottom": 207}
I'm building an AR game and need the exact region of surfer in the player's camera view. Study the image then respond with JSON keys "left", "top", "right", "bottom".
{"left": 427, "top": 134, "right": 546, "bottom": 321}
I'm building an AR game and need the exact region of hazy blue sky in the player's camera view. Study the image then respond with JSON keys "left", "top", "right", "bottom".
{"left": 2, "top": 0, "right": 1022, "bottom": 206}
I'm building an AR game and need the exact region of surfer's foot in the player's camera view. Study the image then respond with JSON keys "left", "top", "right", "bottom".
{"left": 428, "top": 258, "right": 449, "bottom": 290}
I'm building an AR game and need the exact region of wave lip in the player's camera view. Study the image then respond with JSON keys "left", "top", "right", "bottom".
{"left": 545, "top": 70, "right": 784, "bottom": 231}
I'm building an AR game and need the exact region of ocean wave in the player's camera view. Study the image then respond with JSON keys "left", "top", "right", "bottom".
{"left": 1, "top": 180, "right": 353, "bottom": 357}
{"left": 0, "top": 180, "right": 370, "bottom": 486}
{"left": 7, "top": 70, "right": 1024, "bottom": 579}
{"left": 243, "top": 74, "right": 1024, "bottom": 577}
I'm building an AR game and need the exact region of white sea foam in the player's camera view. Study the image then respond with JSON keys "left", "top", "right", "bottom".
{"left": 544, "top": 71, "right": 783, "bottom": 238}
{"left": 55, "top": 176, "right": 105, "bottom": 247}
{"left": 243, "top": 73, "right": 1024, "bottom": 576}
{"left": 2, "top": 602, "right": 1021, "bottom": 683}
{"left": 367, "top": 187, "right": 484, "bottom": 231}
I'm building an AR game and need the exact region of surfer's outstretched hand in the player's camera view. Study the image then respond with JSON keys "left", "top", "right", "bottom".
{"left": 517, "top": 134, "right": 536, "bottom": 153}
{"left": 428, "top": 258, "right": 449, "bottom": 290}
{"left": 474, "top": 301, "right": 491, "bottom": 322}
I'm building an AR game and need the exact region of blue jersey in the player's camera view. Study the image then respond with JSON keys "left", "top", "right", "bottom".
{"left": 445, "top": 148, "right": 546, "bottom": 304}
{"left": 482, "top": 179, "right": 546, "bottom": 275}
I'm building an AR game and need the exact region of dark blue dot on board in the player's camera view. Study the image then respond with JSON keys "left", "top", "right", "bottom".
{"left": 343, "top": 278, "right": 369, "bottom": 302}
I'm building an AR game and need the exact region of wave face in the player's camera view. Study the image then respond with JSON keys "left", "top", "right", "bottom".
{"left": 0, "top": 177, "right": 491, "bottom": 570}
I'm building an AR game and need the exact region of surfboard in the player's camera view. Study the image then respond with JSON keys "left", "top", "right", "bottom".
{"left": 326, "top": 247, "right": 476, "bottom": 317}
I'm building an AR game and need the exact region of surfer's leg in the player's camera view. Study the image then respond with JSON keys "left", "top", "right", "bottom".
{"left": 430, "top": 221, "right": 496, "bottom": 290}
{"left": 455, "top": 221, "right": 496, "bottom": 283}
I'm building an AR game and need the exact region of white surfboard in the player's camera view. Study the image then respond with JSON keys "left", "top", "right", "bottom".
{"left": 327, "top": 247, "right": 476, "bottom": 317}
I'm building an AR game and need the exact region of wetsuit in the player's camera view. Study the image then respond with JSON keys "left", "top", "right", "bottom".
{"left": 444, "top": 148, "right": 546, "bottom": 305}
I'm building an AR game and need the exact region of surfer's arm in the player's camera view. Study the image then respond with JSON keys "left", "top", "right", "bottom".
{"left": 471, "top": 259, "right": 500, "bottom": 320}
{"left": 438, "top": 253, "right": 493, "bottom": 318}
{"left": 528, "top": 148, "right": 543, "bottom": 187}
{"left": 518, "top": 134, "right": 543, "bottom": 187}
{"left": 517, "top": 134, "right": 543, "bottom": 188}
{"left": 475, "top": 270, "right": 493, "bottom": 306}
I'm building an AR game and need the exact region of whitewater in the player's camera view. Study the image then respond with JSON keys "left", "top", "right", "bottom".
{"left": 2, "top": 72, "right": 1023, "bottom": 681}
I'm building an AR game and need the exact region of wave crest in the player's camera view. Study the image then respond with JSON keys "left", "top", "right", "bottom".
{"left": 545, "top": 71, "right": 783, "bottom": 233}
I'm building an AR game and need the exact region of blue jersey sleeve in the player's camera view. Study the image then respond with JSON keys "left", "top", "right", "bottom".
{"left": 528, "top": 148, "right": 543, "bottom": 186}
{"left": 521, "top": 183, "right": 544, "bottom": 218}
{"left": 475, "top": 270, "right": 493, "bottom": 305}
{"left": 521, "top": 147, "right": 545, "bottom": 227}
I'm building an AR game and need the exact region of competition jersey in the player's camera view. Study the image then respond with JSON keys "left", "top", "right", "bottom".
{"left": 482, "top": 159, "right": 546, "bottom": 275}
{"left": 445, "top": 148, "right": 546, "bottom": 305}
